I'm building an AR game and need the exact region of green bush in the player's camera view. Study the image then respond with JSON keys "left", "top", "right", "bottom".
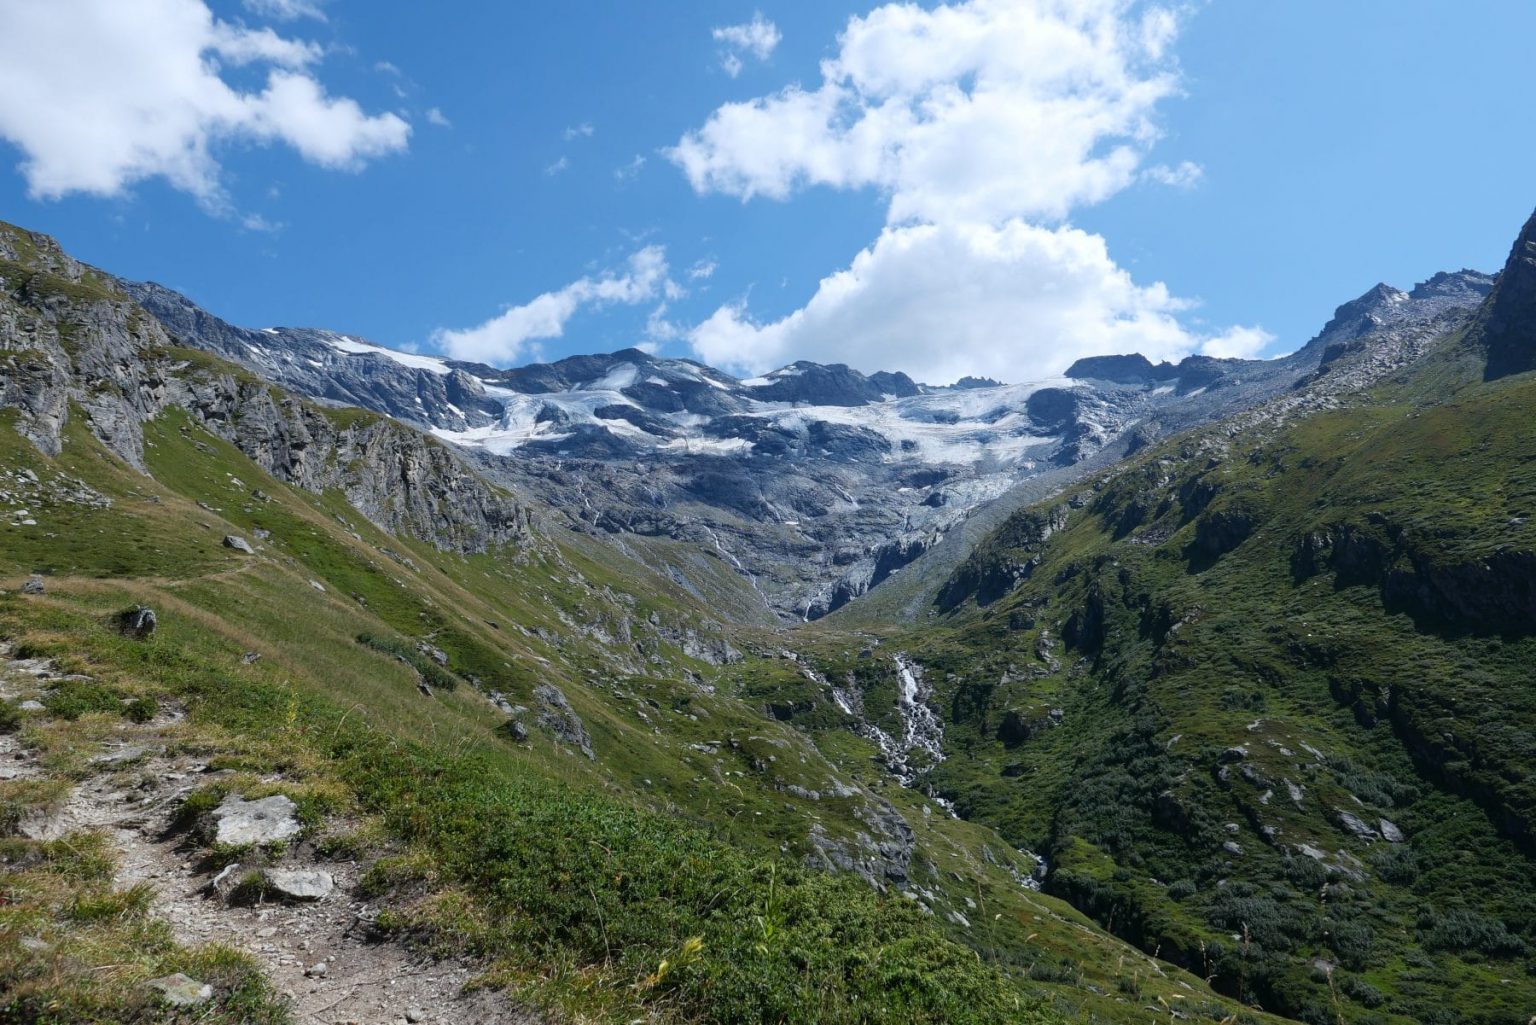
{"left": 42, "top": 677, "right": 124, "bottom": 719}
{"left": 1418, "top": 908, "right": 1527, "bottom": 959}
{"left": 356, "top": 632, "right": 459, "bottom": 691}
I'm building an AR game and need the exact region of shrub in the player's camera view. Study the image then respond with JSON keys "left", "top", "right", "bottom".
{"left": 356, "top": 632, "right": 459, "bottom": 691}
{"left": 1418, "top": 908, "right": 1527, "bottom": 959}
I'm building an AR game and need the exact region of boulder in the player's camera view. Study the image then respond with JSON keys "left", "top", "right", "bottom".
{"left": 91, "top": 744, "right": 148, "bottom": 766}
{"left": 148, "top": 973, "right": 213, "bottom": 1007}
{"left": 116, "top": 605, "right": 157, "bottom": 639}
{"left": 261, "top": 868, "right": 335, "bottom": 901}
{"left": 223, "top": 535, "right": 255, "bottom": 554}
{"left": 1334, "top": 809, "right": 1379, "bottom": 841}
{"left": 20, "top": 575, "right": 44, "bottom": 595}
{"left": 206, "top": 794, "right": 302, "bottom": 846}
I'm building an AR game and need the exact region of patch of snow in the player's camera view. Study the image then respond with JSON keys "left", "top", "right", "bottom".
{"left": 328, "top": 336, "right": 452, "bottom": 375}
{"left": 583, "top": 363, "right": 639, "bottom": 392}
{"left": 658, "top": 437, "right": 753, "bottom": 456}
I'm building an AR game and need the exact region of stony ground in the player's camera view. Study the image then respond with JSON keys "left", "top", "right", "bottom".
{"left": 2, "top": 646, "right": 541, "bottom": 1025}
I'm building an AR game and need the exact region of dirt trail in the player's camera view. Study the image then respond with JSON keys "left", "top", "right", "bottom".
{"left": 4, "top": 650, "right": 539, "bottom": 1025}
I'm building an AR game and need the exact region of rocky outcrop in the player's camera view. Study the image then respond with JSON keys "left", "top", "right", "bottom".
{"left": 121, "top": 280, "right": 505, "bottom": 433}
{"left": 1293, "top": 518, "right": 1536, "bottom": 637}
{"left": 938, "top": 503, "right": 1069, "bottom": 610}
{"left": 534, "top": 683, "right": 595, "bottom": 760}
{"left": 1472, "top": 208, "right": 1536, "bottom": 380}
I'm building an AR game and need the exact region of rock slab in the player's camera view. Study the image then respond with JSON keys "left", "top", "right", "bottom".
{"left": 208, "top": 794, "right": 302, "bottom": 846}
{"left": 148, "top": 973, "right": 213, "bottom": 1006}
{"left": 261, "top": 867, "right": 335, "bottom": 901}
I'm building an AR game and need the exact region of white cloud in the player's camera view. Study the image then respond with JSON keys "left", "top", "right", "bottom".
{"left": 613, "top": 154, "right": 646, "bottom": 182}
{"left": 1144, "top": 159, "right": 1203, "bottom": 189}
{"left": 563, "top": 122, "right": 595, "bottom": 141}
{"left": 426, "top": 107, "right": 451, "bottom": 128}
{"left": 244, "top": 0, "right": 327, "bottom": 22}
{"left": 688, "top": 258, "right": 718, "bottom": 280}
{"left": 691, "top": 221, "right": 1209, "bottom": 384}
{"left": 0, "top": 0, "right": 408, "bottom": 207}
{"left": 645, "top": 303, "right": 686, "bottom": 342}
{"left": 672, "top": 0, "right": 1268, "bottom": 382}
{"left": 672, "top": 0, "right": 1179, "bottom": 225}
{"left": 713, "top": 13, "right": 781, "bottom": 76}
{"left": 545, "top": 156, "right": 570, "bottom": 176}
{"left": 1199, "top": 325, "right": 1274, "bottom": 359}
{"left": 434, "top": 247, "right": 674, "bottom": 366}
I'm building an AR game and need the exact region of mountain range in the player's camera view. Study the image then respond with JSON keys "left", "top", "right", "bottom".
{"left": 1, "top": 209, "right": 1533, "bottom": 1025}
{"left": 122, "top": 265, "right": 1493, "bottom": 621}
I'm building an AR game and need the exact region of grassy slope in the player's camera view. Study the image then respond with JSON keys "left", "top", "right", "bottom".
{"left": 0, "top": 395, "right": 1276, "bottom": 1022}
{"left": 879, "top": 352, "right": 1536, "bottom": 1024}
{"left": 0, "top": 217, "right": 1284, "bottom": 1023}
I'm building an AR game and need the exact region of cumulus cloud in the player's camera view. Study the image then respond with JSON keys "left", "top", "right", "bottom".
{"left": 673, "top": 0, "right": 1178, "bottom": 224}
{"left": 0, "top": 0, "right": 408, "bottom": 207}
{"left": 691, "top": 221, "right": 1204, "bottom": 383}
{"left": 563, "top": 122, "right": 595, "bottom": 141}
{"left": 670, "top": 0, "right": 1268, "bottom": 381}
{"left": 434, "top": 247, "right": 674, "bottom": 366}
{"left": 713, "top": 13, "right": 781, "bottom": 77}
{"left": 425, "top": 107, "right": 451, "bottom": 128}
{"left": 1199, "top": 325, "right": 1275, "bottom": 359}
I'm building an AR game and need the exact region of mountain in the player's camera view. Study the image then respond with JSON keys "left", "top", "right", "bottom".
{"left": 873, "top": 243, "right": 1536, "bottom": 1020}
{"left": 123, "top": 270, "right": 1494, "bottom": 624}
{"left": 5, "top": 207, "right": 1535, "bottom": 1025}
{"left": 1470, "top": 209, "right": 1536, "bottom": 380}
{"left": 0, "top": 219, "right": 1280, "bottom": 1025}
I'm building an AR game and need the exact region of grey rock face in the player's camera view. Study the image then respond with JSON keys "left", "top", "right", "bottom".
{"left": 1472, "top": 207, "right": 1536, "bottom": 380}
{"left": 1334, "top": 809, "right": 1380, "bottom": 841}
{"left": 0, "top": 224, "right": 532, "bottom": 559}
{"left": 122, "top": 279, "right": 505, "bottom": 433}
{"left": 207, "top": 794, "right": 302, "bottom": 846}
{"left": 534, "top": 683, "right": 595, "bottom": 760}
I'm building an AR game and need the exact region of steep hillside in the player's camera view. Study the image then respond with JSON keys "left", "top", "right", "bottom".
{"left": 0, "top": 222, "right": 1282, "bottom": 1024}
{"left": 875, "top": 224, "right": 1536, "bottom": 1024}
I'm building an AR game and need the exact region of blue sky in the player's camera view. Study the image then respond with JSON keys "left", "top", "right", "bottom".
{"left": 1, "top": 0, "right": 1532, "bottom": 384}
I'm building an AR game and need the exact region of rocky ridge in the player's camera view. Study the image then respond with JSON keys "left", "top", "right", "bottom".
{"left": 1, "top": 225, "right": 530, "bottom": 554}
{"left": 122, "top": 265, "right": 1495, "bottom": 621}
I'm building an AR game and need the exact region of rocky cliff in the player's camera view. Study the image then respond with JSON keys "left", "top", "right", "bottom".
{"left": 0, "top": 223, "right": 529, "bottom": 553}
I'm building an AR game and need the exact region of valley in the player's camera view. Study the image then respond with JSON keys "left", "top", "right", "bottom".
{"left": 2, "top": 208, "right": 1534, "bottom": 1025}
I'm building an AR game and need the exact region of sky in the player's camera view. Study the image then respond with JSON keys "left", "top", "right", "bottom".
{"left": 1, "top": 0, "right": 1533, "bottom": 385}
